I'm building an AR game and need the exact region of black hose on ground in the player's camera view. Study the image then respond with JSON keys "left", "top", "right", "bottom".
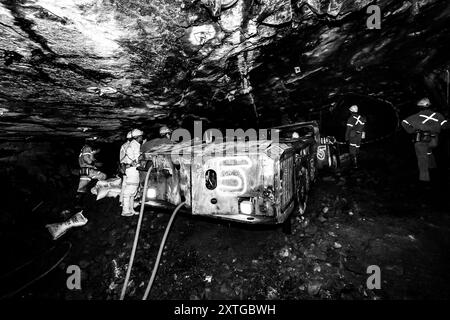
{"left": 142, "top": 201, "right": 185, "bottom": 300}
{"left": 0, "top": 241, "right": 72, "bottom": 299}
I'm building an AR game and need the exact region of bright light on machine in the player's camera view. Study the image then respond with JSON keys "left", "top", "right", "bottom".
{"left": 147, "top": 188, "right": 157, "bottom": 199}
{"left": 239, "top": 200, "right": 253, "bottom": 215}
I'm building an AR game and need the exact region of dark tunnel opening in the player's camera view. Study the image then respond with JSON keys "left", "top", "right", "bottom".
{"left": 320, "top": 94, "right": 399, "bottom": 143}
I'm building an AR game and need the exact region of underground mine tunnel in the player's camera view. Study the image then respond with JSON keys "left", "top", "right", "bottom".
{"left": 0, "top": 0, "right": 450, "bottom": 304}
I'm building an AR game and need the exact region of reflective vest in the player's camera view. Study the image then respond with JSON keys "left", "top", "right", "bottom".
{"left": 346, "top": 114, "right": 366, "bottom": 133}
{"left": 402, "top": 109, "right": 447, "bottom": 134}
{"left": 120, "top": 140, "right": 141, "bottom": 165}
{"left": 119, "top": 141, "right": 131, "bottom": 164}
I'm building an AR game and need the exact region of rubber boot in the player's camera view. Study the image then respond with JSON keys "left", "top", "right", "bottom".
{"left": 121, "top": 195, "right": 134, "bottom": 217}
{"left": 133, "top": 198, "right": 141, "bottom": 211}
{"left": 74, "top": 192, "right": 85, "bottom": 210}
{"left": 129, "top": 196, "right": 139, "bottom": 216}
{"left": 417, "top": 181, "right": 432, "bottom": 205}
{"left": 352, "top": 156, "right": 358, "bottom": 169}
{"left": 119, "top": 175, "right": 127, "bottom": 207}
{"left": 77, "top": 177, "right": 91, "bottom": 193}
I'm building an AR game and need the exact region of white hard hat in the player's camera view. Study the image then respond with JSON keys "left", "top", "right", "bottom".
{"left": 417, "top": 98, "right": 431, "bottom": 107}
{"left": 126, "top": 131, "right": 132, "bottom": 139}
{"left": 349, "top": 105, "right": 358, "bottom": 113}
{"left": 292, "top": 132, "right": 300, "bottom": 139}
{"left": 131, "top": 128, "right": 143, "bottom": 138}
{"left": 159, "top": 126, "right": 171, "bottom": 136}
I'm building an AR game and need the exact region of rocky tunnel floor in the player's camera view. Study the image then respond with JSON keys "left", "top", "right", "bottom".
{"left": 2, "top": 142, "right": 450, "bottom": 300}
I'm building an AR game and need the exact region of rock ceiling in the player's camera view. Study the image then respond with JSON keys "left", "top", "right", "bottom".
{"left": 0, "top": 0, "right": 449, "bottom": 141}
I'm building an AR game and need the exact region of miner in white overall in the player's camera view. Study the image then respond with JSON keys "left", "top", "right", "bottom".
{"left": 119, "top": 130, "right": 132, "bottom": 207}
{"left": 120, "top": 129, "right": 144, "bottom": 216}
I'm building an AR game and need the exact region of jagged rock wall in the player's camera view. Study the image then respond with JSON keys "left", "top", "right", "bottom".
{"left": 0, "top": 0, "right": 449, "bottom": 139}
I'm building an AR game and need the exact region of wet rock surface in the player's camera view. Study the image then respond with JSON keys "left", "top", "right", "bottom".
{"left": 2, "top": 139, "right": 449, "bottom": 300}
{"left": 1, "top": 0, "right": 450, "bottom": 138}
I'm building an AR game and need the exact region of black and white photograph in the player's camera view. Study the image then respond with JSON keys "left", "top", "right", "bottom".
{"left": 0, "top": 0, "right": 449, "bottom": 309}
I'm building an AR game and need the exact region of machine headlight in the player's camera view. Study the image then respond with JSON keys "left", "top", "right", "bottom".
{"left": 147, "top": 188, "right": 157, "bottom": 199}
{"left": 239, "top": 200, "right": 253, "bottom": 215}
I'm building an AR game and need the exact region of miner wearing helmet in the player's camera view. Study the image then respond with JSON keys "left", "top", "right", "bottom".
{"left": 119, "top": 130, "right": 133, "bottom": 170}
{"left": 345, "top": 105, "right": 367, "bottom": 168}
{"left": 159, "top": 126, "right": 172, "bottom": 139}
{"left": 118, "top": 130, "right": 132, "bottom": 207}
{"left": 120, "top": 128, "right": 144, "bottom": 216}
{"left": 138, "top": 125, "right": 176, "bottom": 189}
{"left": 140, "top": 125, "right": 174, "bottom": 153}
{"left": 401, "top": 98, "right": 449, "bottom": 182}
{"left": 77, "top": 136, "right": 107, "bottom": 193}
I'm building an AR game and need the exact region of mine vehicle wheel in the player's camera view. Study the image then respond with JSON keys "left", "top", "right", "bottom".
{"left": 285, "top": 169, "right": 309, "bottom": 235}
{"left": 309, "top": 157, "right": 316, "bottom": 183}
{"left": 294, "top": 167, "right": 308, "bottom": 217}
{"left": 303, "top": 167, "right": 310, "bottom": 194}
{"left": 331, "top": 154, "right": 339, "bottom": 169}
{"left": 282, "top": 215, "right": 293, "bottom": 235}
{"left": 222, "top": 0, "right": 239, "bottom": 9}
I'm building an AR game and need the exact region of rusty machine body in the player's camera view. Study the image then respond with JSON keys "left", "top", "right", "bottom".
{"left": 139, "top": 121, "right": 336, "bottom": 225}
